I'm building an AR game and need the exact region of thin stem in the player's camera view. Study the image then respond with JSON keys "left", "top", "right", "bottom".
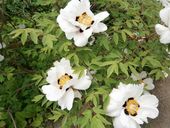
{"left": 7, "top": 108, "right": 17, "bottom": 128}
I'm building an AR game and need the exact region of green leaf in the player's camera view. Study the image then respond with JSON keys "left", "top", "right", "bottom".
{"left": 0, "top": 121, "right": 6, "bottom": 127}
{"left": 21, "top": 30, "right": 28, "bottom": 45}
{"left": 31, "top": 115, "right": 43, "bottom": 127}
{"left": 91, "top": 116, "right": 105, "bottom": 128}
{"left": 121, "top": 31, "right": 127, "bottom": 42}
{"left": 119, "top": 63, "right": 129, "bottom": 76}
{"left": 49, "top": 111, "right": 63, "bottom": 122}
{"left": 113, "top": 33, "right": 119, "bottom": 45}
{"left": 32, "top": 95, "right": 44, "bottom": 103}
{"left": 107, "top": 62, "right": 119, "bottom": 77}
{"left": 30, "top": 31, "right": 38, "bottom": 44}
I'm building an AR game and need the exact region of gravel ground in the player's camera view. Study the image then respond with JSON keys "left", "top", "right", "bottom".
{"left": 148, "top": 77, "right": 170, "bottom": 128}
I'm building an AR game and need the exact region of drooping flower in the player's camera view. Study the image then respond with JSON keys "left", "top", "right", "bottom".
{"left": 57, "top": 0, "right": 109, "bottom": 47}
{"left": 131, "top": 71, "right": 155, "bottom": 90}
{"left": 42, "top": 58, "right": 92, "bottom": 110}
{"left": 107, "top": 83, "right": 159, "bottom": 128}
{"left": 155, "top": 7, "right": 170, "bottom": 44}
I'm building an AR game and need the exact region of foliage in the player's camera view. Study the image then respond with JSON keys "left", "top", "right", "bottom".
{"left": 0, "top": 0, "right": 169, "bottom": 127}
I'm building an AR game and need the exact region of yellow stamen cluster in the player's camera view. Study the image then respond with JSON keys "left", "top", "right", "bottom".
{"left": 58, "top": 74, "right": 72, "bottom": 89}
{"left": 124, "top": 98, "right": 140, "bottom": 116}
{"left": 77, "top": 12, "right": 93, "bottom": 27}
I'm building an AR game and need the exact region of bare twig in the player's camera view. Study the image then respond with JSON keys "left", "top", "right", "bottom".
{"left": 7, "top": 108, "right": 17, "bottom": 128}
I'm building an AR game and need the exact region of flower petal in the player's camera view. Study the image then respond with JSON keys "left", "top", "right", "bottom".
{"left": 138, "top": 94, "right": 159, "bottom": 108}
{"left": 92, "top": 22, "right": 108, "bottom": 33}
{"left": 65, "top": 32, "right": 75, "bottom": 40}
{"left": 42, "top": 85, "right": 65, "bottom": 101}
{"left": 46, "top": 67, "right": 63, "bottom": 84}
{"left": 73, "top": 72, "right": 91, "bottom": 90}
{"left": 74, "top": 90, "right": 82, "bottom": 99}
{"left": 73, "top": 29, "right": 92, "bottom": 47}
{"left": 114, "top": 110, "right": 141, "bottom": 128}
{"left": 143, "top": 78, "right": 155, "bottom": 90}
{"left": 160, "top": 30, "right": 170, "bottom": 44}
{"left": 54, "top": 58, "right": 73, "bottom": 75}
{"left": 159, "top": 7, "right": 170, "bottom": 26}
{"left": 57, "top": 14, "right": 78, "bottom": 33}
{"left": 58, "top": 88, "right": 75, "bottom": 110}
{"left": 94, "top": 11, "right": 109, "bottom": 23}
{"left": 106, "top": 98, "right": 122, "bottom": 117}
{"left": 119, "top": 83, "right": 144, "bottom": 99}
{"left": 155, "top": 24, "right": 169, "bottom": 35}
{"left": 138, "top": 107, "right": 159, "bottom": 120}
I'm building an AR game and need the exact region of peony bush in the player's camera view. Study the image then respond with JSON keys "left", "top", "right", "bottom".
{"left": 0, "top": 0, "right": 170, "bottom": 128}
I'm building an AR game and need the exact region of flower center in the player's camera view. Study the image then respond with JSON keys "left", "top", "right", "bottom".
{"left": 58, "top": 73, "right": 72, "bottom": 89}
{"left": 123, "top": 98, "right": 140, "bottom": 116}
{"left": 139, "top": 80, "right": 144, "bottom": 84}
{"left": 76, "top": 12, "right": 94, "bottom": 27}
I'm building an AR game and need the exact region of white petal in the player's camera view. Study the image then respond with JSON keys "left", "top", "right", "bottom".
{"left": 116, "top": 110, "right": 141, "bottom": 128}
{"left": 46, "top": 67, "right": 64, "bottom": 84}
{"left": 119, "top": 83, "right": 144, "bottom": 99}
{"left": 109, "top": 88, "right": 127, "bottom": 104}
{"left": 114, "top": 116, "right": 141, "bottom": 128}
{"left": 131, "top": 73, "right": 138, "bottom": 81}
{"left": 58, "top": 88, "right": 75, "bottom": 110}
{"left": 0, "top": 55, "right": 4, "bottom": 62}
{"left": 92, "top": 22, "right": 108, "bottom": 33}
{"left": 160, "top": 30, "right": 170, "bottom": 44}
{"left": 42, "top": 85, "right": 65, "bottom": 101}
{"left": 159, "top": 7, "right": 170, "bottom": 26}
{"left": 74, "top": 90, "right": 82, "bottom": 99}
{"left": 73, "top": 29, "right": 92, "bottom": 47}
{"left": 113, "top": 117, "right": 127, "bottom": 128}
{"left": 131, "top": 71, "right": 147, "bottom": 81}
{"left": 57, "top": 14, "right": 78, "bottom": 33}
{"left": 138, "top": 94, "right": 159, "bottom": 108}
{"left": 73, "top": 72, "right": 91, "bottom": 90}
{"left": 155, "top": 24, "right": 170, "bottom": 44}
{"left": 80, "top": 0, "right": 90, "bottom": 8}
{"left": 138, "top": 107, "right": 159, "bottom": 120}
{"left": 54, "top": 58, "right": 73, "bottom": 75}
{"left": 139, "top": 71, "right": 147, "bottom": 79}
{"left": 65, "top": 32, "right": 75, "bottom": 40}
{"left": 106, "top": 98, "right": 122, "bottom": 117}
{"left": 94, "top": 11, "right": 109, "bottom": 23}
{"left": 143, "top": 78, "right": 155, "bottom": 90}
{"left": 155, "top": 24, "right": 169, "bottom": 35}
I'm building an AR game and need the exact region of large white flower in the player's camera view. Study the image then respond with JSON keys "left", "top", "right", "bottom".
{"left": 107, "top": 83, "right": 159, "bottom": 128}
{"left": 42, "top": 58, "right": 92, "bottom": 110}
{"left": 57, "top": 0, "right": 109, "bottom": 47}
{"left": 155, "top": 7, "right": 170, "bottom": 44}
{"left": 131, "top": 71, "right": 155, "bottom": 90}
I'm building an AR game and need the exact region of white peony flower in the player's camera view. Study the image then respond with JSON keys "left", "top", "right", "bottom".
{"left": 107, "top": 83, "right": 159, "bottom": 128}
{"left": 57, "top": 0, "right": 109, "bottom": 47}
{"left": 155, "top": 7, "right": 170, "bottom": 44}
{"left": 42, "top": 58, "right": 92, "bottom": 110}
{"left": 131, "top": 71, "right": 155, "bottom": 90}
